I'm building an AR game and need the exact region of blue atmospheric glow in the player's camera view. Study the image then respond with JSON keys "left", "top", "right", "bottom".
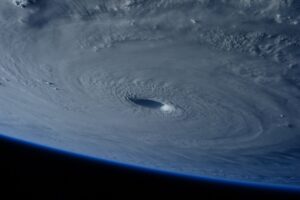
{"left": 0, "top": 133, "right": 299, "bottom": 194}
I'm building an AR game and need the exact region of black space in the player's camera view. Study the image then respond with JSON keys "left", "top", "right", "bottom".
{"left": 0, "top": 137, "right": 299, "bottom": 199}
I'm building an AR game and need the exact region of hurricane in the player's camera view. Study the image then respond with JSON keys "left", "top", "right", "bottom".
{"left": 0, "top": 0, "right": 300, "bottom": 186}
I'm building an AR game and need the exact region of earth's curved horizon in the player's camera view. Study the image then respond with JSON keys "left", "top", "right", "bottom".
{"left": 1, "top": 132, "right": 300, "bottom": 192}
{"left": 0, "top": 0, "right": 300, "bottom": 187}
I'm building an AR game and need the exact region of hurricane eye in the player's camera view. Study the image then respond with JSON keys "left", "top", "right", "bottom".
{"left": 128, "top": 98, "right": 164, "bottom": 109}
